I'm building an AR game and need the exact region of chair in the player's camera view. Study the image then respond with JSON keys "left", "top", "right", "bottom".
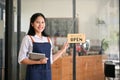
{"left": 104, "top": 61, "right": 115, "bottom": 80}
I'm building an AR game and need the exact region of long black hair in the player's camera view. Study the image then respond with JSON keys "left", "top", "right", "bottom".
{"left": 27, "top": 13, "right": 48, "bottom": 36}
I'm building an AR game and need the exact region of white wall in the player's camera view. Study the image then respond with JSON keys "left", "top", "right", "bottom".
{"left": 20, "top": 0, "right": 119, "bottom": 41}
{"left": 76, "top": 0, "right": 100, "bottom": 39}
{"left": 21, "top": 0, "right": 72, "bottom": 33}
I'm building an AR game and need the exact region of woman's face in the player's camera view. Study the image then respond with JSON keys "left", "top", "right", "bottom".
{"left": 31, "top": 16, "right": 45, "bottom": 34}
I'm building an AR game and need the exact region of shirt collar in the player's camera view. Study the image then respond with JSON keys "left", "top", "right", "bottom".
{"left": 34, "top": 34, "right": 44, "bottom": 39}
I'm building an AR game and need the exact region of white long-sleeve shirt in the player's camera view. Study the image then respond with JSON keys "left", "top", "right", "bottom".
{"left": 18, "top": 35, "right": 53, "bottom": 64}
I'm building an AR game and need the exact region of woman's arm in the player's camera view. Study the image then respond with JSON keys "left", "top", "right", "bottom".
{"left": 18, "top": 35, "right": 48, "bottom": 65}
{"left": 20, "top": 58, "right": 48, "bottom": 65}
{"left": 52, "top": 42, "right": 69, "bottom": 62}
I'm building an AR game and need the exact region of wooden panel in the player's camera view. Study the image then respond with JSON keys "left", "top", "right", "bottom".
{"left": 52, "top": 55, "right": 104, "bottom": 80}
{"left": 52, "top": 58, "right": 62, "bottom": 80}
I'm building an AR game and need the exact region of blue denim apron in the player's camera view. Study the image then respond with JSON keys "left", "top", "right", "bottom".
{"left": 26, "top": 36, "right": 52, "bottom": 80}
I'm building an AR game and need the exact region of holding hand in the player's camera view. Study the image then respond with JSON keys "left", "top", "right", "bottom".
{"left": 62, "top": 41, "right": 69, "bottom": 52}
{"left": 39, "top": 57, "right": 48, "bottom": 64}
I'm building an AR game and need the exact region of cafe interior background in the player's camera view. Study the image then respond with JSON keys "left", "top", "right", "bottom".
{"left": 0, "top": 0, "right": 119, "bottom": 80}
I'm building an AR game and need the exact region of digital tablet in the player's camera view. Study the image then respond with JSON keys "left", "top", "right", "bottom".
{"left": 29, "top": 52, "right": 45, "bottom": 60}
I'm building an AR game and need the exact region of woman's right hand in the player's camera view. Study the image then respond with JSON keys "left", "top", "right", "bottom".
{"left": 39, "top": 57, "right": 48, "bottom": 64}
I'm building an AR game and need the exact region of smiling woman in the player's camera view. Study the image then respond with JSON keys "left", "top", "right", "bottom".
{"left": 18, "top": 13, "right": 69, "bottom": 80}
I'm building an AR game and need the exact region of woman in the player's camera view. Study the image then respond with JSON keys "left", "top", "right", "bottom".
{"left": 18, "top": 13, "right": 68, "bottom": 80}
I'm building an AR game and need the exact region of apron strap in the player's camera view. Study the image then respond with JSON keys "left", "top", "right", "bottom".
{"left": 29, "top": 35, "right": 50, "bottom": 43}
{"left": 29, "top": 35, "right": 34, "bottom": 42}
{"left": 47, "top": 37, "right": 50, "bottom": 43}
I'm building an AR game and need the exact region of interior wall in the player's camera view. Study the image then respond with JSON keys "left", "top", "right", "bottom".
{"left": 19, "top": 0, "right": 119, "bottom": 54}
{"left": 21, "top": 0, "right": 99, "bottom": 37}
{"left": 20, "top": 0, "right": 118, "bottom": 40}
{"left": 21, "top": 0, "right": 72, "bottom": 33}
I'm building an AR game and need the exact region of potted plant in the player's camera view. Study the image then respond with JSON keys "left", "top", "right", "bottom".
{"left": 99, "top": 39, "right": 109, "bottom": 54}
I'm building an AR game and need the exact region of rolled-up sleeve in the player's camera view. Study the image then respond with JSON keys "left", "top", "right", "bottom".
{"left": 18, "top": 35, "right": 31, "bottom": 64}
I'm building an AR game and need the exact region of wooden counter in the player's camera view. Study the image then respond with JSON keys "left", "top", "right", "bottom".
{"left": 52, "top": 55, "right": 104, "bottom": 80}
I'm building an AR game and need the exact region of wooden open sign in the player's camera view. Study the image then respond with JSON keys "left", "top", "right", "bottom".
{"left": 67, "top": 34, "right": 86, "bottom": 43}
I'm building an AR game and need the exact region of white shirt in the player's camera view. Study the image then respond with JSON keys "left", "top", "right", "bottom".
{"left": 18, "top": 35, "right": 53, "bottom": 64}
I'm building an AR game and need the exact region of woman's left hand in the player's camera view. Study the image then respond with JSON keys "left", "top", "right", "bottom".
{"left": 62, "top": 41, "right": 69, "bottom": 51}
